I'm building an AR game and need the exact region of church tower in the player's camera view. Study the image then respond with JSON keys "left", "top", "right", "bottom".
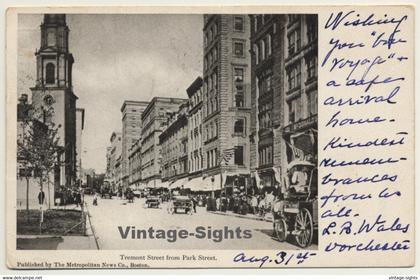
{"left": 31, "top": 14, "right": 78, "bottom": 190}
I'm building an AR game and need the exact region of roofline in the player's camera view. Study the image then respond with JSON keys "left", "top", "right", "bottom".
{"left": 120, "top": 100, "right": 149, "bottom": 112}
{"left": 186, "top": 77, "right": 203, "bottom": 98}
{"left": 142, "top": 97, "right": 188, "bottom": 120}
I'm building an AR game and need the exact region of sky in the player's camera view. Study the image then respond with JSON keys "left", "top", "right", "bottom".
{"left": 18, "top": 14, "right": 203, "bottom": 173}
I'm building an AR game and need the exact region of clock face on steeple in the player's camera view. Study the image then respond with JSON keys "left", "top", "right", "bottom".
{"left": 43, "top": 94, "right": 55, "bottom": 106}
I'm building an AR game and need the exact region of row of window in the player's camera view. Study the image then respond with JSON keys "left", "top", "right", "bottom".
{"left": 204, "top": 16, "right": 245, "bottom": 48}
{"left": 206, "top": 148, "right": 218, "bottom": 169}
{"left": 286, "top": 56, "right": 317, "bottom": 91}
{"left": 203, "top": 70, "right": 218, "bottom": 94}
{"left": 190, "top": 111, "right": 202, "bottom": 129}
{"left": 204, "top": 46, "right": 218, "bottom": 71}
{"left": 252, "top": 15, "right": 272, "bottom": 32}
{"left": 189, "top": 89, "right": 202, "bottom": 109}
{"left": 203, "top": 95, "right": 218, "bottom": 118}
{"left": 287, "top": 90, "right": 317, "bottom": 124}
{"left": 189, "top": 151, "right": 203, "bottom": 172}
{"left": 204, "top": 119, "right": 218, "bottom": 142}
{"left": 259, "top": 110, "right": 272, "bottom": 129}
{"left": 259, "top": 145, "right": 273, "bottom": 166}
{"left": 287, "top": 17, "right": 318, "bottom": 57}
{"left": 254, "top": 34, "right": 272, "bottom": 65}
{"left": 204, "top": 22, "right": 218, "bottom": 47}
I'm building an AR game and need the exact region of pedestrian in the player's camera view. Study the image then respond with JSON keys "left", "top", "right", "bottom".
{"left": 38, "top": 188, "right": 45, "bottom": 210}
{"left": 251, "top": 194, "right": 258, "bottom": 214}
{"left": 93, "top": 192, "right": 98, "bottom": 206}
{"left": 258, "top": 194, "right": 265, "bottom": 216}
{"left": 215, "top": 196, "right": 220, "bottom": 211}
{"left": 75, "top": 190, "right": 82, "bottom": 208}
{"left": 192, "top": 196, "right": 197, "bottom": 213}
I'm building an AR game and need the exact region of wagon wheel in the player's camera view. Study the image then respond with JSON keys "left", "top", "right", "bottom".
{"left": 274, "top": 219, "right": 288, "bottom": 242}
{"left": 294, "top": 208, "right": 313, "bottom": 248}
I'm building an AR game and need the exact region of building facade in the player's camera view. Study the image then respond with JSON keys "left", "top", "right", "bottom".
{"left": 186, "top": 77, "right": 204, "bottom": 184}
{"left": 109, "top": 131, "right": 122, "bottom": 188}
{"left": 249, "top": 15, "right": 286, "bottom": 190}
{"left": 249, "top": 14, "right": 318, "bottom": 191}
{"left": 105, "top": 146, "right": 112, "bottom": 180}
{"left": 30, "top": 14, "right": 78, "bottom": 191}
{"left": 140, "top": 97, "right": 187, "bottom": 188}
{"left": 159, "top": 103, "right": 189, "bottom": 188}
{"left": 202, "top": 15, "right": 252, "bottom": 192}
{"left": 128, "top": 138, "right": 142, "bottom": 189}
{"left": 120, "top": 101, "right": 148, "bottom": 190}
{"left": 282, "top": 14, "right": 318, "bottom": 166}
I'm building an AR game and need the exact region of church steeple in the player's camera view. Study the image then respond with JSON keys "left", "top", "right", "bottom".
{"left": 35, "top": 14, "right": 74, "bottom": 89}
{"left": 40, "top": 14, "right": 68, "bottom": 51}
{"left": 30, "top": 13, "right": 78, "bottom": 190}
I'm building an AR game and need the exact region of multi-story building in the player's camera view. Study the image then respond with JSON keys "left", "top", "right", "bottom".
{"left": 140, "top": 97, "right": 187, "bottom": 188}
{"left": 120, "top": 101, "right": 148, "bottom": 191}
{"left": 186, "top": 77, "right": 204, "bottom": 187}
{"left": 109, "top": 131, "right": 122, "bottom": 187}
{"left": 249, "top": 14, "right": 318, "bottom": 190}
{"left": 105, "top": 146, "right": 112, "bottom": 179}
{"left": 128, "top": 138, "right": 142, "bottom": 189}
{"left": 114, "top": 154, "right": 122, "bottom": 189}
{"left": 249, "top": 14, "right": 286, "bottom": 190}
{"left": 159, "top": 103, "right": 189, "bottom": 188}
{"left": 282, "top": 14, "right": 318, "bottom": 165}
{"left": 201, "top": 15, "right": 252, "bottom": 192}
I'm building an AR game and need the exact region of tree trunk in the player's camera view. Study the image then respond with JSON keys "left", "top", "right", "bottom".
{"left": 26, "top": 177, "right": 29, "bottom": 222}
{"left": 39, "top": 177, "right": 44, "bottom": 234}
{"left": 47, "top": 176, "right": 51, "bottom": 210}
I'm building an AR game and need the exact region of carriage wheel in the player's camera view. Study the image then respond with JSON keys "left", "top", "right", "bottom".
{"left": 274, "top": 219, "right": 288, "bottom": 242}
{"left": 294, "top": 208, "right": 313, "bottom": 248}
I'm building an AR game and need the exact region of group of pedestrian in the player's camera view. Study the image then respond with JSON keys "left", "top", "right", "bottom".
{"left": 55, "top": 185, "right": 83, "bottom": 208}
{"left": 211, "top": 185, "right": 282, "bottom": 217}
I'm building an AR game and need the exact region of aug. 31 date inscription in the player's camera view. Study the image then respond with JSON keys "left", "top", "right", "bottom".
{"left": 233, "top": 251, "right": 316, "bottom": 268}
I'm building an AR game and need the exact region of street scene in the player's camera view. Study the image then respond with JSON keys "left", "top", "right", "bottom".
{"left": 16, "top": 14, "right": 318, "bottom": 250}
{"left": 85, "top": 195, "right": 316, "bottom": 250}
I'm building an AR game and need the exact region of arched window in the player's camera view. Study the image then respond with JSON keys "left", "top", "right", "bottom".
{"left": 45, "top": 63, "right": 55, "bottom": 84}
{"left": 254, "top": 44, "right": 259, "bottom": 65}
{"left": 259, "top": 40, "right": 265, "bottom": 61}
{"left": 266, "top": 34, "right": 272, "bottom": 56}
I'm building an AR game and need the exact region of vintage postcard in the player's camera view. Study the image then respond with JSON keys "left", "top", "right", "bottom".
{"left": 5, "top": 5, "right": 414, "bottom": 269}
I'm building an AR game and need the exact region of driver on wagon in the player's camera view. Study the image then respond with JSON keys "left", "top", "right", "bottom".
{"left": 290, "top": 167, "right": 309, "bottom": 193}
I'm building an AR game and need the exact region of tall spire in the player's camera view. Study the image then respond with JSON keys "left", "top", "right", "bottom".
{"left": 44, "top": 14, "right": 66, "bottom": 25}
{"left": 35, "top": 13, "right": 73, "bottom": 88}
{"left": 40, "top": 13, "right": 69, "bottom": 52}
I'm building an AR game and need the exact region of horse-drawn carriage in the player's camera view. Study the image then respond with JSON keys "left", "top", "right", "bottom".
{"left": 100, "top": 181, "right": 113, "bottom": 199}
{"left": 272, "top": 160, "right": 318, "bottom": 248}
{"left": 170, "top": 195, "right": 193, "bottom": 214}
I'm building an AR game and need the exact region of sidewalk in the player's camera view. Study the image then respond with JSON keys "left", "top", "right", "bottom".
{"left": 208, "top": 210, "right": 273, "bottom": 223}
{"left": 17, "top": 203, "right": 99, "bottom": 250}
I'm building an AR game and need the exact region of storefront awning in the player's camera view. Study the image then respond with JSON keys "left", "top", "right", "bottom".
{"left": 146, "top": 179, "right": 163, "bottom": 189}
{"left": 160, "top": 180, "right": 170, "bottom": 189}
{"left": 137, "top": 182, "right": 148, "bottom": 190}
{"left": 169, "top": 177, "right": 188, "bottom": 189}
{"left": 197, "top": 176, "right": 222, "bottom": 192}
{"left": 183, "top": 177, "right": 205, "bottom": 192}
{"left": 291, "top": 129, "right": 316, "bottom": 154}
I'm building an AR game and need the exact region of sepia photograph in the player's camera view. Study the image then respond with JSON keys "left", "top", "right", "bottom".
{"left": 15, "top": 13, "right": 318, "bottom": 251}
